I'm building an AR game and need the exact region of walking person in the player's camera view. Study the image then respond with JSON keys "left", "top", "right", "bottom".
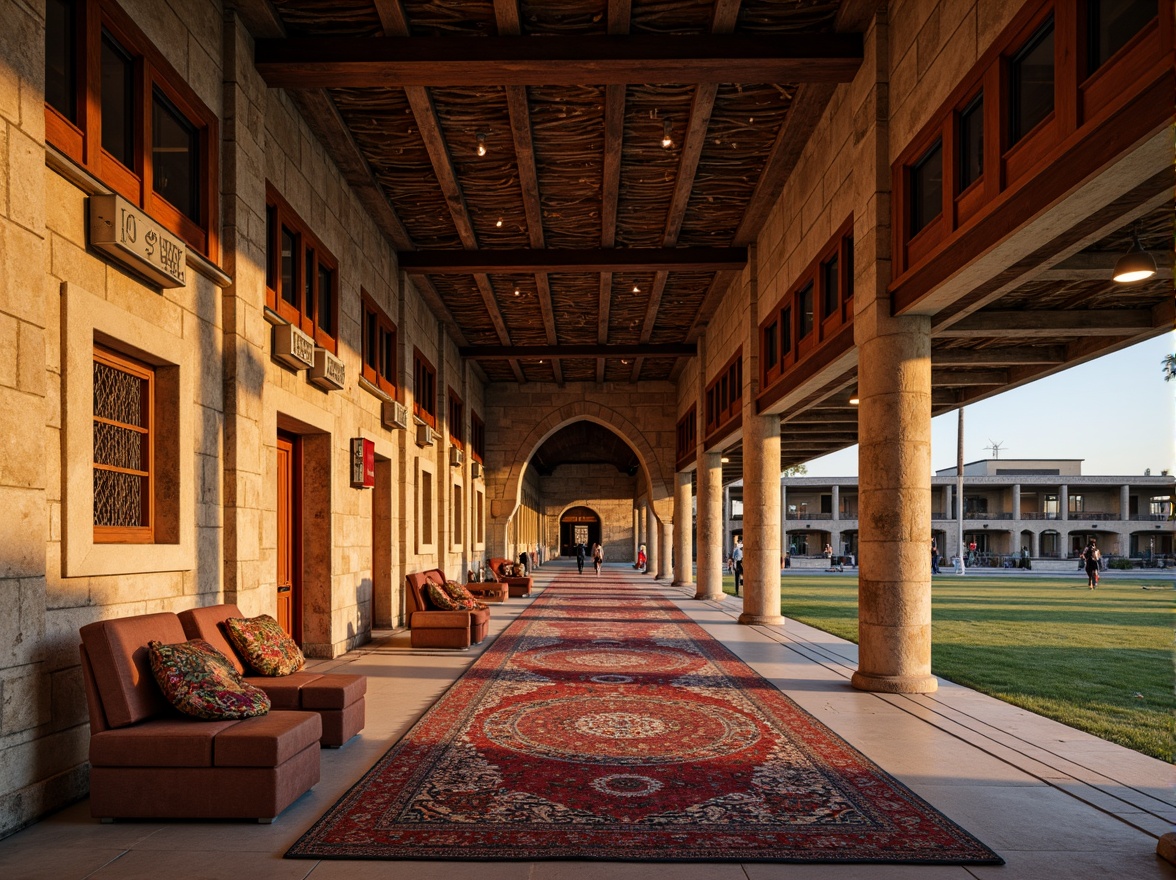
{"left": 931, "top": 538, "right": 940, "bottom": 575}
{"left": 592, "top": 542, "right": 604, "bottom": 576}
{"left": 575, "top": 541, "right": 586, "bottom": 575}
{"left": 1082, "top": 538, "right": 1101, "bottom": 589}
{"left": 731, "top": 538, "right": 743, "bottom": 595}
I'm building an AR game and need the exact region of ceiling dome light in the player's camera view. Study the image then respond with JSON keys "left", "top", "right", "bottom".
{"left": 495, "top": 218, "right": 503, "bottom": 228}
{"left": 1113, "top": 232, "right": 1157, "bottom": 283}
{"left": 849, "top": 395, "right": 860, "bottom": 405}
{"left": 720, "top": 456, "right": 730, "bottom": 463}
{"left": 476, "top": 132, "right": 487, "bottom": 157}
{"left": 632, "top": 283, "right": 640, "bottom": 293}
{"left": 661, "top": 119, "right": 673, "bottom": 149}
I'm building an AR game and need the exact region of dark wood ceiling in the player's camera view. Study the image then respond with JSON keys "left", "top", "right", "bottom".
{"left": 530, "top": 422, "right": 640, "bottom": 476}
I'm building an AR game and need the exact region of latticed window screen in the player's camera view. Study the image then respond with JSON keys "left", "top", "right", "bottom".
{"left": 93, "top": 347, "right": 153, "bottom": 540}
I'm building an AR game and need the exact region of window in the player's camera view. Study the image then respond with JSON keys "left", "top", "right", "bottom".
{"left": 845, "top": 237, "right": 854, "bottom": 301}
{"left": 1044, "top": 494, "right": 1059, "bottom": 517}
{"left": 910, "top": 140, "right": 943, "bottom": 235}
{"left": 763, "top": 321, "right": 778, "bottom": 372}
{"left": 780, "top": 306, "right": 792, "bottom": 356}
{"left": 1087, "top": 0, "right": 1155, "bottom": 74}
{"left": 1009, "top": 17, "right": 1055, "bottom": 145}
{"left": 704, "top": 352, "right": 742, "bottom": 437}
{"left": 361, "top": 292, "right": 397, "bottom": 396}
{"left": 958, "top": 94, "right": 983, "bottom": 190}
{"left": 93, "top": 346, "right": 153, "bottom": 542}
{"left": 676, "top": 406, "right": 697, "bottom": 468}
{"left": 475, "top": 489, "right": 485, "bottom": 544}
{"left": 470, "top": 412, "right": 485, "bottom": 463}
{"left": 821, "top": 256, "right": 839, "bottom": 319}
{"left": 448, "top": 389, "right": 464, "bottom": 447}
{"left": 419, "top": 469, "right": 434, "bottom": 546}
{"left": 1149, "top": 496, "right": 1172, "bottom": 516}
{"left": 452, "top": 483, "right": 463, "bottom": 547}
{"left": 413, "top": 350, "right": 437, "bottom": 427}
{"left": 1069, "top": 494, "right": 1084, "bottom": 514}
{"left": 265, "top": 185, "right": 339, "bottom": 351}
{"left": 45, "top": 0, "right": 217, "bottom": 256}
{"left": 797, "top": 282, "right": 814, "bottom": 339}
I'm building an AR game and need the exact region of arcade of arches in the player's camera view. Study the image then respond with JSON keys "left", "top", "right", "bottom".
{"left": 0, "top": 0, "right": 1172, "bottom": 840}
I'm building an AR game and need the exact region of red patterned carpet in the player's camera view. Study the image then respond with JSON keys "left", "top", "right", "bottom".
{"left": 287, "top": 572, "right": 1002, "bottom": 864}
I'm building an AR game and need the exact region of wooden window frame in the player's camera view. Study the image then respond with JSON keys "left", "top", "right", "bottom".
{"left": 704, "top": 349, "right": 743, "bottom": 444}
{"left": 890, "top": 0, "right": 1171, "bottom": 300}
{"left": 265, "top": 184, "right": 339, "bottom": 353}
{"left": 469, "top": 411, "right": 485, "bottom": 464}
{"left": 93, "top": 344, "right": 153, "bottom": 544}
{"left": 447, "top": 388, "right": 464, "bottom": 448}
{"left": 412, "top": 349, "right": 437, "bottom": 428}
{"left": 675, "top": 405, "right": 697, "bottom": 470}
{"left": 360, "top": 290, "right": 397, "bottom": 397}
{"left": 45, "top": 0, "right": 218, "bottom": 260}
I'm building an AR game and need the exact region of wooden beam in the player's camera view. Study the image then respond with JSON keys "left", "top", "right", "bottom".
{"left": 405, "top": 87, "right": 478, "bottom": 249}
{"left": 399, "top": 247, "right": 748, "bottom": 273}
{"left": 1039, "top": 249, "right": 1173, "bottom": 281}
{"left": 930, "top": 369, "right": 1009, "bottom": 387}
{"left": 932, "top": 346, "right": 1067, "bottom": 365}
{"left": 460, "top": 343, "right": 696, "bottom": 359}
{"left": 937, "top": 309, "right": 1159, "bottom": 337}
{"left": 254, "top": 35, "right": 865, "bottom": 89}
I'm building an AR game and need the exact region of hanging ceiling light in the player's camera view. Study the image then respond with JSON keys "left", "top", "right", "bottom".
{"left": 661, "top": 119, "right": 673, "bottom": 149}
{"left": 720, "top": 456, "right": 730, "bottom": 463}
{"left": 495, "top": 218, "right": 503, "bottom": 228}
{"left": 476, "top": 132, "right": 487, "bottom": 157}
{"left": 849, "top": 394, "right": 860, "bottom": 405}
{"left": 1112, "top": 230, "right": 1157, "bottom": 283}
{"left": 632, "top": 282, "right": 640, "bottom": 293}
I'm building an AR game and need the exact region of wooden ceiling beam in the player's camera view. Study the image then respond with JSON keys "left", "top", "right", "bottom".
{"left": 399, "top": 247, "right": 748, "bottom": 273}
{"left": 460, "top": 343, "right": 695, "bottom": 359}
{"left": 937, "top": 309, "right": 1159, "bottom": 337}
{"left": 1039, "top": 249, "right": 1174, "bottom": 281}
{"left": 931, "top": 369, "right": 1009, "bottom": 387}
{"left": 932, "top": 346, "right": 1067, "bottom": 365}
{"left": 254, "top": 35, "right": 865, "bottom": 89}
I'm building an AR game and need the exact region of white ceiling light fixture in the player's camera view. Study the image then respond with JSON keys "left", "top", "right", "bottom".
{"left": 1112, "top": 230, "right": 1157, "bottom": 283}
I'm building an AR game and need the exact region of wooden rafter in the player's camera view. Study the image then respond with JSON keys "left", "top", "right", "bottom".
{"left": 460, "top": 343, "right": 695, "bottom": 359}
{"left": 254, "top": 34, "right": 865, "bottom": 89}
{"left": 932, "top": 346, "right": 1067, "bottom": 365}
{"left": 399, "top": 247, "right": 748, "bottom": 273}
{"left": 937, "top": 309, "right": 1161, "bottom": 337}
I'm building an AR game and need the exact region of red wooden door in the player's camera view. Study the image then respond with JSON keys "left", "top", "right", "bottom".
{"left": 276, "top": 433, "right": 301, "bottom": 641}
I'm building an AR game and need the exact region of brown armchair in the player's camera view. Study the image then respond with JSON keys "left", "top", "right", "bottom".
{"left": 405, "top": 569, "right": 491, "bottom": 649}
{"left": 488, "top": 557, "right": 533, "bottom": 597}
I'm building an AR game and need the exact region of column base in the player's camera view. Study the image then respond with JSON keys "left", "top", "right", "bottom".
{"left": 737, "top": 613, "right": 785, "bottom": 626}
{"left": 672, "top": 580, "right": 695, "bottom": 589}
{"left": 850, "top": 670, "right": 938, "bottom": 694}
{"left": 1156, "top": 832, "right": 1176, "bottom": 866}
{"left": 695, "top": 589, "right": 724, "bottom": 601}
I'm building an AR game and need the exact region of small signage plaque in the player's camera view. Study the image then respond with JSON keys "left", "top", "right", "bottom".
{"left": 350, "top": 438, "right": 375, "bottom": 488}
{"left": 88, "top": 194, "right": 188, "bottom": 288}
{"left": 309, "top": 347, "right": 346, "bottom": 390}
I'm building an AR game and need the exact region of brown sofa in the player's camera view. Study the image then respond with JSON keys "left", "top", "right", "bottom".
{"left": 177, "top": 604, "right": 366, "bottom": 748}
{"left": 79, "top": 612, "right": 320, "bottom": 822}
{"left": 488, "top": 557, "right": 533, "bottom": 597}
{"left": 405, "top": 569, "right": 491, "bottom": 649}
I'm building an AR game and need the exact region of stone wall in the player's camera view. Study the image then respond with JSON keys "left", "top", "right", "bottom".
{"left": 539, "top": 464, "right": 638, "bottom": 561}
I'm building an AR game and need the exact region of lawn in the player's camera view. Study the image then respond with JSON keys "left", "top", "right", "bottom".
{"left": 723, "top": 573, "right": 1174, "bottom": 761}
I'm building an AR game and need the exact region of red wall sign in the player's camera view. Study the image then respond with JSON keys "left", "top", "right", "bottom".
{"left": 350, "top": 438, "right": 375, "bottom": 488}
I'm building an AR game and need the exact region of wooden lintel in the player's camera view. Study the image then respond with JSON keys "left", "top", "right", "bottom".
{"left": 937, "top": 309, "right": 1157, "bottom": 337}
{"left": 461, "top": 343, "right": 695, "bottom": 359}
{"left": 254, "top": 34, "right": 864, "bottom": 89}
{"left": 399, "top": 247, "right": 747, "bottom": 273}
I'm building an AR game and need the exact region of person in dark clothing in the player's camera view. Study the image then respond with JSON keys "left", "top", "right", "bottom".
{"left": 1082, "top": 539, "right": 1100, "bottom": 589}
{"left": 518, "top": 551, "right": 529, "bottom": 575}
{"left": 575, "top": 542, "right": 586, "bottom": 574}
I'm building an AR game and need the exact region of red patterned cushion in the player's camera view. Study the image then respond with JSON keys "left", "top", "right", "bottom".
{"left": 426, "top": 582, "right": 462, "bottom": 611}
{"left": 224, "top": 614, "right": 305, "bottom": 676}
{"left": 147, "top": 639, "right": 271, "bottom": 720}
{"left": 443, "top": 581, "right": 481, "bottom": 610}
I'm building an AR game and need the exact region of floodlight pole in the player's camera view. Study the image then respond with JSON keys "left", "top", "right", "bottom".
{"left": 956, "top": 406, "right": 966, "bottom": 575}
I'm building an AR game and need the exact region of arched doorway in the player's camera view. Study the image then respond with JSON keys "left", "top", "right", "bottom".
{"left": 560, "top": 506, "right": 601, "bottom": 556}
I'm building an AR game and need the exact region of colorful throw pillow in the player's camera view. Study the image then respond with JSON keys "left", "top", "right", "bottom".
{"left": 443, "top": 580, "right": 480, "bottom": 610}
{"left": 499, "top": 562, "right": 514, "bottom": 578}
{"left": 148, "top": 639, "right": 271, "bottom": 720}
{"left": 224, "top": 614, "right": 305, "bottom": 676}
{"left": 426, "top": 581, "right": 462, "bottom": 611}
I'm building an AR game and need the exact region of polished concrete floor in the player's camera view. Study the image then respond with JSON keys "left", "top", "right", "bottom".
{"left": 1, "top": 562, "right": 1172, "bottom": 879}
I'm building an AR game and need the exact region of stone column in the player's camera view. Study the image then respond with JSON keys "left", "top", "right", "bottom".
{"left": 780, "top": 482, "right": 788, "bottom": 564}
{"left": 832, "top": 485, "right": 840, "bottom": 521}
{"left": 633, "top": 506, "right": 640, "bottom": 561}
{"left": 1059, "top": 484, "right": 1069, "bottom": 521}
{"left": 695, "top": 452, "right": 724, "bottom": 599}
{"left": 739, "top": 412, "right": 783, "bottom": 625}
{"left": 1120, "top": 484, "right": 1130, "bottom": 520}
{"left": 645, "top": 505, "right": 658, "bottom": 576}
{"left": 1011, "top": 484, "right": 1021, "bottom": 520}
{"left": 1030, "top": 530, "right": 1039, "bottom": 556}
{"left": 658, "top": 517, "right": 673, "bottom": 580}
{"left": 673, "top": 471, "right": 694, "bottom": 586}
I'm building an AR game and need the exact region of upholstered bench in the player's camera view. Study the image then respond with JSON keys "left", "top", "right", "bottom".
{"left": 80, "top": 612, "right": 320, "bottom": 822}
{"left": 405, "top": 570, "right": 491, "bottom": 648}
{"left": 178, "top": 604, "right": 366, "bottom": 748}
{"left": 488, "top": 557, "right": 533, "bottom": 597}
{"left": 466, "top": 582, "right": 507, "bottom": 603}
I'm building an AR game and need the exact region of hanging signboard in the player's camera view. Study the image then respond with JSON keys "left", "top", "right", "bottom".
{"left": 350, "top": 438, "right": 375, "bottom": 488}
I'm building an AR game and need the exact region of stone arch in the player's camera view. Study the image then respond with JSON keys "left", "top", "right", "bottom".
{"left": 497, "top": 404, "right": 672, "bottom": 524}
{"left": 557, "top": 502, "right": 604, "bottom": 556}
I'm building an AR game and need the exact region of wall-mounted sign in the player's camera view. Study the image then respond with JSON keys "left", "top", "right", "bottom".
{"left": 350, "top": 438, "right": 375, "bottom": 488}
{"left": 273, "top": 322, "right": 315, "bottom": 370}
{"left": 309, "top": 347, "right": 346, "bottom": 390}
{"left": 88, "top": 194, "right": 187, "bottom": 288}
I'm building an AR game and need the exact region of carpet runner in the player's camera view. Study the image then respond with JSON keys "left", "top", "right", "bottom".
{"left": 287, "top": 574, "right": 1002, "bottom": 864}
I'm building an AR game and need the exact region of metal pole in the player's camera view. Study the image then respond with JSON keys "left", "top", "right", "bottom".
{"left": 956, "top": 406, "right": 966, "bottom": 575}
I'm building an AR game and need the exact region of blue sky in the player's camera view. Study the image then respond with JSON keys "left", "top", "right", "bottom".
{"left": 803, "top": 333, "right": 1176, "bottom": 478}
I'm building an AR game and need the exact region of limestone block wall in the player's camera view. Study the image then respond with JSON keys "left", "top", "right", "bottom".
{"left": 540, "top": 465, "right": 638, "bottom": 560}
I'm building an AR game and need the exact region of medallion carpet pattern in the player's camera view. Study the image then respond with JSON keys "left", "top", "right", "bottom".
{"left": 288, "top": 574, "right": 1002, "bottom": 863}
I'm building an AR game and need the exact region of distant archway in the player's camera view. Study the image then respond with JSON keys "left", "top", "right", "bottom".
{"left": 559, "top": 505, "right": 601, "bottom": 556}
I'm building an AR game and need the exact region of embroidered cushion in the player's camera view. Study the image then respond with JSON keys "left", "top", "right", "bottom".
{"left": 499, "top": 562, "right": 515, "bottom": 578}
{"left": 223, "top": 614, "right": 306, "bottom": 676}
{"left": 148, "top": 639, "right": 271, "bottom": 720}
{"left": 426, "top": 581, "right": 462, "bottom": 611}
{"left": 443, "top": 580, "right": 485, "bottom": 610}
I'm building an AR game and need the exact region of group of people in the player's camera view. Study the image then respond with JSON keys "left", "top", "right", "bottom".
{"left": 574, "top": 541, "right": 604, "bottom": 575}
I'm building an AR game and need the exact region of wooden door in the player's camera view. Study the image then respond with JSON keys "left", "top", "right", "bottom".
{"left": 276, "top": 433, "right": 301, "bottom": 641}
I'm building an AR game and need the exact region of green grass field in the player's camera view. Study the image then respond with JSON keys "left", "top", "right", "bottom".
{"left": 724, "top": 573, "right": 1174, "bottom": 761}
